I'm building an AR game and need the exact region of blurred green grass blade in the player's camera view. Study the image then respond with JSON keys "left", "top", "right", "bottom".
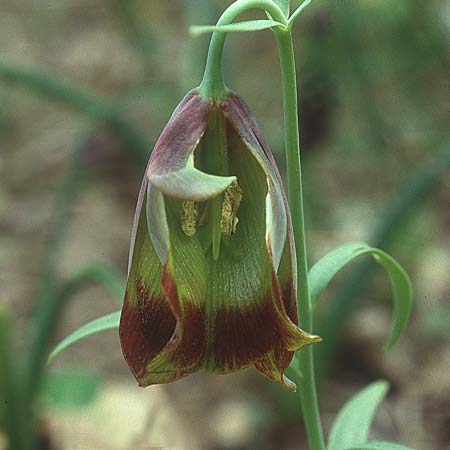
{"left": 190, "top": 19, "right": 285, "bottom": 36}
{"left": 48, "top": 311, "right": 121, "bottom": 363}
{"left": 0, "top": 307, "right": 27, "bottom": 450}
{"left": 344, "top": 442, "right": 414, "bottom": 450}
{"left": 60, "top": 264, "right": 125, "bottom": 308}
{"left": 327, "top": 381, "right": 389, "bottom": 450}
{"left": 0, "top": 60, "right": 148, "bottom": 166}
{"left": 41, "top": 370, "right": 100, "bottom": 409}
{"left": 309, "top": 242, "right": 413, "bottom": 350}
{"left": 111, "top": 0, "right": 155, "bottom": 73}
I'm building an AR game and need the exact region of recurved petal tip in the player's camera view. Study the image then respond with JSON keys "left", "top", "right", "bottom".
{"left": 282, "top": 375, "right": 298, "bottom": 392}
{"left": 287, "top": 328, "right": 322, "bottom": 352}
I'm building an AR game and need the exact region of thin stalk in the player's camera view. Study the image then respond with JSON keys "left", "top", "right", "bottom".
{"left": 274, "top": 30, "right": 325, "bottom": 450}
{"left": 199, "top": 0, "right": 287, "bottom": 100}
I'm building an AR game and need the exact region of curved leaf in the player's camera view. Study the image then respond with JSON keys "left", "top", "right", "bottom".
{"left": 309, "top": 242, "right": 413, "bottom": 350}
{"left": 328, "top": 381, "right": 389, "bottom": 450}
{"left": 48, "top": 311, "right": 120, "bottom": 363}
{"left": 190, "top": 20, "right": 285, "bottom": 36}
{"left": 344, "top": 442, "right": 415, "bottom": 450}
{"left": 288, "top": 0, "right": 315, "bottom": 27}
{"left": 271, "top": 0, "right": 290, "bottom": 17}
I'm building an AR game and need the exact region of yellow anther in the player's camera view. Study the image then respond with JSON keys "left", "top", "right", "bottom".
{"left": 181, "top": 201, "right": 197, "bottom": 236}
{"left": 220, "top": 181, "right": 243, "bottom": 235}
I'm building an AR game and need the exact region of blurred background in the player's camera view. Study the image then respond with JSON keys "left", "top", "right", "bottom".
{"left": 0, "top": 1, "right": 449, "bottom": 449}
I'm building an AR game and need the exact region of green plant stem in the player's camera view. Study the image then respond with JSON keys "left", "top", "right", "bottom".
{"left": 199, "top": 0, "right": 287, "bottom": 100}
{"left": 274, "top": 30, "right": 325, "bottom": 450}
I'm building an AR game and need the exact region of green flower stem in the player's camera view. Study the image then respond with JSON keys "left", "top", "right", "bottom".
{"left": 274, "top": 30, "right": 325, "bottom": 450}
{"left": 199, "top": 0, "right": 287, "bottom": 100}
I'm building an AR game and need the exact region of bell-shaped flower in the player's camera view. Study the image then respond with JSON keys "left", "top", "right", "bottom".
{"left": 119, "top": 89, "right": 320, "bottom": 390}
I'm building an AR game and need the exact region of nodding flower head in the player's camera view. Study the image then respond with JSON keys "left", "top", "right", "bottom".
{"left": 119, "top": 89, "right": 321, "bottom": 391}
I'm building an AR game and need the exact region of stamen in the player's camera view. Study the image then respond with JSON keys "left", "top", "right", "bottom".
{"left": 221, "top": 181, "right": 243, "bottom": 235}
{"left": 181, "top": 201, "right": 197, "bottom": 236}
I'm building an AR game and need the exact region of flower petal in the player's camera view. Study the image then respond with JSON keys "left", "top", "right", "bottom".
{"left": 148, "top": 90, "right": 235, "bottom": 201}
{"left": 120, "top": 180, "right": 177, "bottom": 384}
{"left": 146, "top": 183, "right": 170, "bottom": 264}
{"left": 201, "top": 123, "right": 318, "bottom": 386}
{"left": 222, "top": 91, "right": 301, "bottom": 350}
{"left": 140, "top": 197, "right": 208, "bottom": 384}
{"left": 121, "top": 183, "right": 209, "bottom": 386}
{"left": 221, "top": 92, "right": 289, "bottom": 272}
{"left": 150, "top": 165, "right": 236, "bottom": 202}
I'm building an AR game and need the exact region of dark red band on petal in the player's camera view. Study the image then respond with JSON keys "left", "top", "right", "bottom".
{"left": 171, "top": 302, "right": 207, "bottom": 368}
{"left": 161, "top": 264, "right": 207, "bottom": 370}
{"left": 119, "top": 280, "right": 176, "bottom": 382}
{"left": 213, "top": 295, "right": 280, "bottom": 372}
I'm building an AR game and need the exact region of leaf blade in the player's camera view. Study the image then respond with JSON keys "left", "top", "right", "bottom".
{"left": 309, "top": 242, "right": 413, "bottom": 349}
{"left": 328, "top": 381, "right": 390, "bottom": 450}
{"left": 48, "top": 311, "right": 121, "bottom": 363}
{"left": 309, "top": 242, "right": 370, "bottom": 306}
{"left": 271, "top": 0, "right": 290, "bottom": 17}
{"left": 190, "top": 20, "right": 285, "bottom": 36}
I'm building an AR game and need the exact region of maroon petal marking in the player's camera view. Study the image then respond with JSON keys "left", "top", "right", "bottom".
{"left": 212, "top": 294, "right": 278, "bottom": 372}
{"left": 159, "top": 264, "right": 207, "bottom": 370}
{"left": 119, "top": 280, "right": 176, "bottom": 383}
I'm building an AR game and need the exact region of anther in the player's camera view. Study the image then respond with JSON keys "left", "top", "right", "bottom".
{"left": 220, "top": 181, "right": 243, "bottom": 235}
{"left": 181, "top": 201, "right": 197, "bottom": 236}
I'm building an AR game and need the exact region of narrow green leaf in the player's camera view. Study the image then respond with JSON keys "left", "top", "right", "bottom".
{"left": 190, "top": 20, "right": 285, "bottom": 36}
{"left": 309, "top": 242, "right": 413, "bottom": 349}
{"left": 344, "top": 442, "right": 415, "bottom": 450}
{"left": 271, "top": 0, "right": 290, "bottom": 17}
{"left": 309, "top": 242, "right": 371, "bottom": 305}
{"left": 48, "top": 311, "right": 120, "bottom": 363}
{"left": 288, "top": 0, "right": 315, "bottom": 27}
{"left": 328, "top": 381, "right": 389, "bottom": 450}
